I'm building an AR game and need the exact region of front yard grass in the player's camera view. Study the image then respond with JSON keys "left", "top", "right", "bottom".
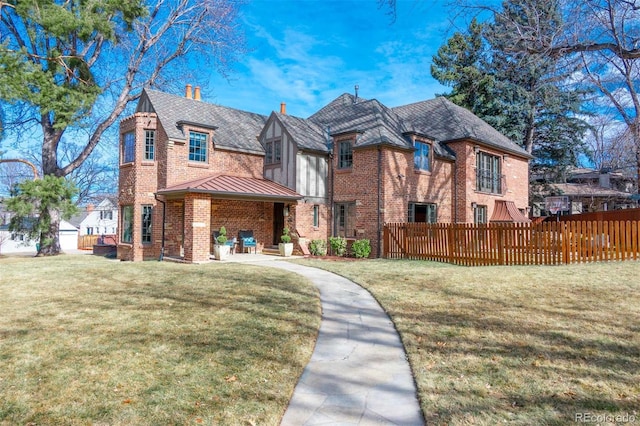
{"left": 296, "top": 258, "right": 640, "bottom": 425}
{"left": 0, "top": 255, "right": 320, "bottom": 425}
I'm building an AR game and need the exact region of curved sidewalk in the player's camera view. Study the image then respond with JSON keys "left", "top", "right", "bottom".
{"left": 255, "top": 260, "right": 424, "bottom": 425}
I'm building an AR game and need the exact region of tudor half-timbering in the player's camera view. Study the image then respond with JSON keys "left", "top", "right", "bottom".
{"left": 117, "top": 87, "right": 531, "bottom": 262}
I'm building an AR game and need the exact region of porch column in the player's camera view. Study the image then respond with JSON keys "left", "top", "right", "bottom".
{"left": 184, "top": 193, "right": 211, "bottom": 263}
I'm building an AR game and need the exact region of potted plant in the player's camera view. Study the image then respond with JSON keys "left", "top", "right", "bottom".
{"left": 279, "top": 227, "right": 294, "bottom": 257}
{"left": 213, "top": 226, "right": 230, "bottom": 260}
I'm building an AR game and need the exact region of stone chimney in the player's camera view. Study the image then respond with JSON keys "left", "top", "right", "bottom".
{"left": 185, "top": 84, "right": 192, "bottom": 99}
{"left": 194, "top": 86, "right": 201, "bottom": 101}
{"left": 280, "top": 102, "right": 286, "bottom": 115}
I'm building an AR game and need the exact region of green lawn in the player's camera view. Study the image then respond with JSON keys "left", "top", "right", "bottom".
{"left": 3, "top": 254, "right": 639, "bottom": 425}
{"left": 0, "top": 255, "right": 320, "bottom": 426}
{"left": 295, "top": 258, "right": 640, "bottom": 426}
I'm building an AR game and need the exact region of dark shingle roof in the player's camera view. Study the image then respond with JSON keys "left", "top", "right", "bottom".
{"left": 308, "top": 94, "right": 410, "bottom": 149}
{"left": 393, "top": 97, "right": 530, "bottom": 158}
{"left": 138, "top": 89, "right": 267, "bottom": 155}
{"left": 273, "top": 113, "right": 328, "bottom": 152}
{"left": 307, "top": 93, "right": 456, "bottom": 159}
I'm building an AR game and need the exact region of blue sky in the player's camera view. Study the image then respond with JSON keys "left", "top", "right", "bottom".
{"left": 205, "top": 0, "right": 456, "bottom": 117}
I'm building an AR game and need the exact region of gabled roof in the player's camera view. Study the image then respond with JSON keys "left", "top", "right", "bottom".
{"left": 308, "top": 94, "right": 410, "bottom": 149}
{"left": 68, "top": 211, "right": 88, "bottom": 228}
{"left": 269, "top": 112, "right": 328, "bottom": 152}
{"left": 393, "top": 97, "right": 531, "bottom": 158}
{"left": 157, "top": 174, "right": 302, "bottom": 202}
{"left": 137, "top": 89, "right": 267, "bottom": 155}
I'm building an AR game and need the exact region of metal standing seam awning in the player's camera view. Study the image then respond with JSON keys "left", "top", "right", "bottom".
{"left": 490, "top": 199, "right": 531, "bottom": 223}
{"left": 156, "top": 174, "right": 303, "bottom": 202}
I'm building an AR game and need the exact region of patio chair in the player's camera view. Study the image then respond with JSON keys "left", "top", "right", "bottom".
{"left": 238, "top": 230, "right": 257, "bottom": 254}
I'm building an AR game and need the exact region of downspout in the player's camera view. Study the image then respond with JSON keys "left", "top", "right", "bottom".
{"left": 154, "top": 193, "right": 166, "bottom": 261}
{"left": 377, "top": 145, "right": 382, "bottom": 258}
{"left": 329, "top": 152, "right": 334, "bottom": 236}
{"left": 453, "top": 158, "right": 458, "bottom": 223}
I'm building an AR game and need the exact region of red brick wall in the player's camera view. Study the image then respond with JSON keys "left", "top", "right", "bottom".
{"left": 379, "top": 146, "right": 454, "bottom": 224}
{"left": 331, "top": 141, "right": 455, "bottom": 257}
{"left": 211, "top": 199, "right": 273, "bottom": 252}
{"left": 118, "top": 112, "right": 266, "bottom": 262}
{"left": 164, "top": 200, "right": 184, "bottom": 257}
{"left": 117, "top": 112, "right": 160, "bottom": 261}
{"left": 161, "top": 122, "right": 263, "bottom": 188}
{"left": 447, "top": 141, "right": 530, "bottom": 222}
{"left": 292, "top": 201, "right": 329, "bottom": 242}
{"left": 184, "top": 193, "right": 211, "bottom": 263}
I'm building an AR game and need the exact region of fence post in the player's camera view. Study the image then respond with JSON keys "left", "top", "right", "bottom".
{"left": 448, "top": 225, "right": 455, "bottom": 264}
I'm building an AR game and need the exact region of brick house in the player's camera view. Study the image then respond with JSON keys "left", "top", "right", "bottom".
{"left": 117, "top": 87, "right": 530, "bottom": 262}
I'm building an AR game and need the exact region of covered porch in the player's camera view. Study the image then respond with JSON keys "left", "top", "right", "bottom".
{"left": 157, "top": 174, "right": 302, "bottom": 263}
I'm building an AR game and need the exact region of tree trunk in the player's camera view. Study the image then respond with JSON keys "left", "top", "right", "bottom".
{"left": 39, "top": 118, "right": 65, "bottom": 256}
{"left": 635, "top": 122, "right": 640, "bottom": 195}
{"left": 36, "top": 205, "right": 62, "bottom": 256}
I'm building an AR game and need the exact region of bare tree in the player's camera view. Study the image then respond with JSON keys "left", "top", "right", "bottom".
{"left": 0, "top": 0, "right": 246, "bottom": 254}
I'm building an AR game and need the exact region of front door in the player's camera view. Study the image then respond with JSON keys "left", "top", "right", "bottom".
{"left": 273, "top": 203, "right": 285, "bottom": 246}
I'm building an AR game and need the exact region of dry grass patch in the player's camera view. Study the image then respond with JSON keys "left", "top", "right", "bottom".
{"left": 0, "top": 255, "right": 320, "bottom": 425}
{"left": 296, "top": 258, "right": 640, "bottom": 425}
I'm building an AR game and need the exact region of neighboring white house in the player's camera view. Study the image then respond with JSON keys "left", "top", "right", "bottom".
{"left": 0, "top": 219, "right": 79, "bottom": 254}
{"left": 71, "top": 197, "right": 118, "bottom": 236}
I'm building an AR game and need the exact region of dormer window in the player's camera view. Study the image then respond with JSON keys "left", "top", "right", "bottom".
{"left": 189, "top": 131, "right": 208, "bottom": 162}
{"left": 265, "top": 139, "right": 282, "bottom": 165}
{"left": 338, "top": 140, "right": 353, "bottom": 169}
{"left": 414, "top": 140, "right": 431, "bottom": 171}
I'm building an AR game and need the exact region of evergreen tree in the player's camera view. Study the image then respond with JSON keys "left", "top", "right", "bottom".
{"left": 0, "top": 0, "right": 245, "bottom": 255}
{"left": 431, "top": 0, "right": 590, "bottom": 174}
{"left": 5, "top": 176, "right": 78, "bottom": 255}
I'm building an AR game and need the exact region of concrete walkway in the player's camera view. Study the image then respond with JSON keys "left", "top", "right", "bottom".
{"left": 248, "top": 260, "right": 424, "bottom": 425}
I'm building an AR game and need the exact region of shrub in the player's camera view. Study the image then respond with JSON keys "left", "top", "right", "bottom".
{"left": 216, "top": 226, "right": 227, "bottom": 244}
{"left": 328, "top": 236, "right": 347, "bottom": 257}
{"left": 309, "top": 239, "right": 327, "bottom": 256}
{"left": 280, "top": 227, "right": 292, "bottom": 244}
{"left": 352, "top": 239, "right": 371, "bottom": 258}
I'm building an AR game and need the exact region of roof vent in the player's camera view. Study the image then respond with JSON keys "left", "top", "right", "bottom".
{"left": 354, "top": 84, "right": 359, "bottom": 104}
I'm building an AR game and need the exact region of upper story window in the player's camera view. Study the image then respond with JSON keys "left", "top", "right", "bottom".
{"left": 338, "top": 140, "right": 353, "bottom": 169}
{"left": 144, "top": 130, "right": 155, "bottom": 161}
{"left": 265, "top": 139, "right": 282, "bottom": 165}
{"left": 100, "top": 210, "right": 113, "bottom": 220}
{"left": 476, "top": 151, "right": 502, "bottom": 194}
{"left": 414, "top": 141, "right": 431, "bottom": 171}
{"left": 122, "top": 132, "right": 135, "bottom": 163}
{"left": 189, "top": 131, "right": 208, "bottom": 162}
{"left": 408, "top": 202, "right": 437, "bottom": 223}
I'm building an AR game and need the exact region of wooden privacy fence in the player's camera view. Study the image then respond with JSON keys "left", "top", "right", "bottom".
{"left": 384, "top": 221, "right": 640, "bottom": 266}
{"left": 78, "top": 234, "right": 117, "bottom": 250}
